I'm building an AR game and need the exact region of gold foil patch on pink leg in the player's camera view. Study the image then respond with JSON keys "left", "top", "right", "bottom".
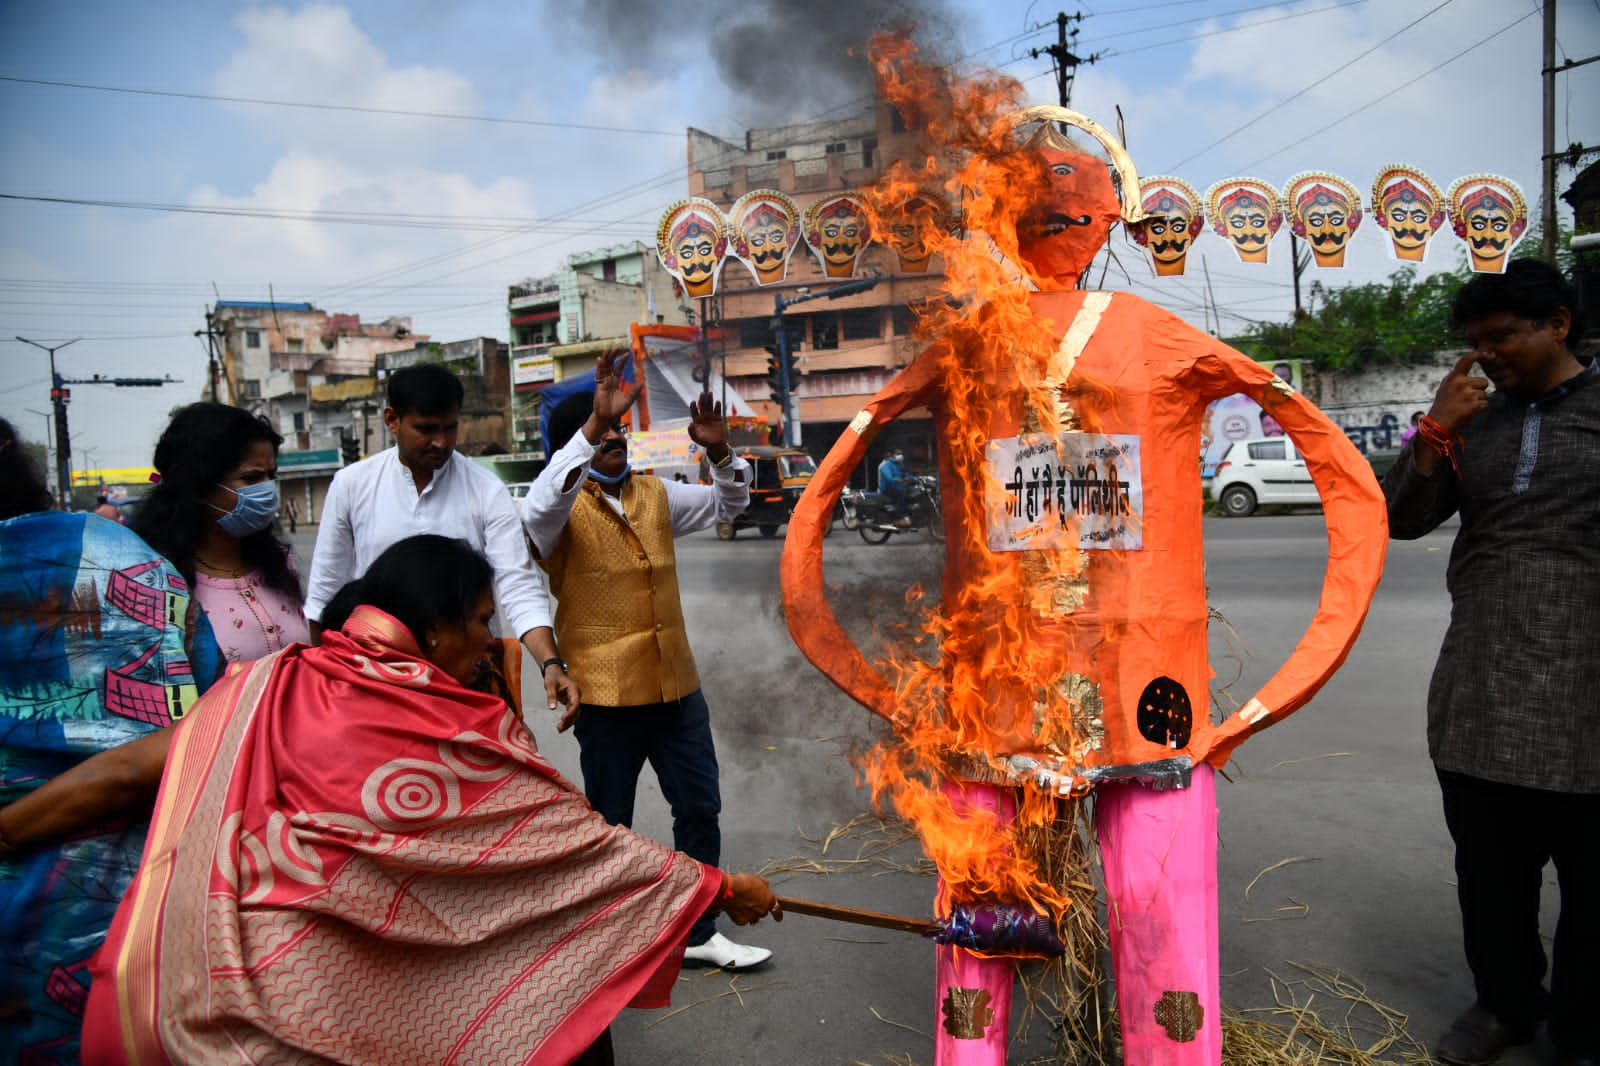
{"left": 941, "top": 987, "right": 995, "bottom": 1040}
{"left": 1153, "top": 990, "right": 1203, "bottom": 1042}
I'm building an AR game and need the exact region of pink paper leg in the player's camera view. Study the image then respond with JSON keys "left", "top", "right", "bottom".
{"left": 934, "top": 780, "right": 1017, "bottom": 1066}
{"left": 1095, "top": 765, "right": 1220, "bottom": 1065}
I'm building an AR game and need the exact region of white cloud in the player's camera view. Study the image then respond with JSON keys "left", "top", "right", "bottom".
{"left": 215, "top": 4, "right": 482, "bottom": 157}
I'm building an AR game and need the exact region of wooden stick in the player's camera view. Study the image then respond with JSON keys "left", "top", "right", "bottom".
{"left": 776, "top": 895, "right": 941, "bottom": 937}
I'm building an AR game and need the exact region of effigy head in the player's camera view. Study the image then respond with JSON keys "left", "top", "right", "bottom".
{"left": 1005, "top": 105, "right": 1143, "bottom": 291}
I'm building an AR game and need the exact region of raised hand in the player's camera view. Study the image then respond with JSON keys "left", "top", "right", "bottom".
{"left": 584, "top": 349, "right": 642, "bottom": 444}
{"left": 688, "top": 389, "right": 730, "bottom": 459}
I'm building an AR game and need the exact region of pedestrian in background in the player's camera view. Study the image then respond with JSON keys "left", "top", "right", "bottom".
{"left": 1383, "top": 259, "right": 1598, "bottom": 1066}
{"left": 283, "top": 494, "right": 298, "bottom": 534}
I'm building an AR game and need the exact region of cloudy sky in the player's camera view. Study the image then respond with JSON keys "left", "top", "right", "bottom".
{"left": 1, "top": 0, "right": 1595, "bottom": 470}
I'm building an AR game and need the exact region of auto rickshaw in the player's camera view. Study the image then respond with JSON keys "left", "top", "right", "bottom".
{"left": 712, "top": 445, "right": 816, "bottom": 539}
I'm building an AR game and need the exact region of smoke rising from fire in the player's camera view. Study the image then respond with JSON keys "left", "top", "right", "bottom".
{"left": 553, "top": 0, "right": 963, "bottom": 125}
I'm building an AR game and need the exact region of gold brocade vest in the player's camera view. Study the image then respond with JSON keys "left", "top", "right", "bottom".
{"left": 541, "top": 475, "right": 699, "bottom": 707}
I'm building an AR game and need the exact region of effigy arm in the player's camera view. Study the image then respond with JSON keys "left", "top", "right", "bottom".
{"left": 780, "top": 351, "right": 942, "bottom": 719}
{"left": 1185, "top": 347, "right": 1389, "bottom": 767}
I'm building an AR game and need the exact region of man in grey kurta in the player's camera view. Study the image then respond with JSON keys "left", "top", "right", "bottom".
{"left": 1384, "top": 259, "right": 1598, "bottom": 1066}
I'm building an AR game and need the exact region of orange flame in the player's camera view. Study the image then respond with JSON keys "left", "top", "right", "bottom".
{"left": 857, "top": 35, "right": 1130, "bottom": 918}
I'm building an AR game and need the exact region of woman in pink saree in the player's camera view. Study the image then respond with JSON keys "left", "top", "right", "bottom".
{"left": 81, "top": 534, "right": 778, "bottom": 1065}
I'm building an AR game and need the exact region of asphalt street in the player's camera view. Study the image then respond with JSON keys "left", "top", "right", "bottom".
{"left": 290, "top": 512, "right": 1555, "bottom": 1065}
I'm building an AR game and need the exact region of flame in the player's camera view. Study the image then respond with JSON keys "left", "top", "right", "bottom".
{"left": 857, "top": 36, "right": 1128, "bottom": 919}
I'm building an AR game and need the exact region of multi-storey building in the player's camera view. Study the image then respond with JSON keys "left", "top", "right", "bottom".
{"left": 506, "top": 241, "right": 692, "bottom": 454}
{"left": 210, "top": 300, "right": 427, "bottom": 521}
{"left": 684, "top": 101, "right": 944, "bottom": 471}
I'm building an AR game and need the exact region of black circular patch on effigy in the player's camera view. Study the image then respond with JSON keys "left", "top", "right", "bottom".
{"left": 1137, "top": 677, "right": 1193, "bottom": 749}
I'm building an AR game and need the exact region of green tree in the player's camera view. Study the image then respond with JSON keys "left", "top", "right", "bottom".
{"left": 1228, "top": 266, "right": 1466, "bottom": 372}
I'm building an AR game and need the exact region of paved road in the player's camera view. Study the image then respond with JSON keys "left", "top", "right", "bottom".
{"left": 291, "top": 514, "right": 1557, "bottom": 1064}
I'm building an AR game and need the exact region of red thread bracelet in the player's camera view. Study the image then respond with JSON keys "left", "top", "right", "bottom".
{"left": 719, "top": 873, "right": 735, "bottom": 903}
{"left": 1416, "top": 415, "right": 1463, "bottom": 475}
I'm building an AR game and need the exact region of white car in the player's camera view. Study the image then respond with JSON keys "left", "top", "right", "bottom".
{"left": 505, "top": 481, "right": 532, "bottom": 500}
{"left": 1206, "top": 436, "right": 1317, "bottom": 517}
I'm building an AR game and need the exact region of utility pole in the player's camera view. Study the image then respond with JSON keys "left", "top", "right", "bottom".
{"left": 1031, "top": 12, "right": 1099, "bottom": 108}
{"left": 196, "top": 307, "right": 225, "bottom": 403}
{"left": 1289, "top": 233, "right": 1312, "bottom": 320}
{"left": 1541, "top": 0, "right": 1557, "bottom": 264}
{"left": 18, "top": 335, "right": 180, "bottom": 510}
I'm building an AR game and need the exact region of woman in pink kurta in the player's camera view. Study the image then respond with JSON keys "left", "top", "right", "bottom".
{"left": 130, "top": 403, "right": 309, "bottom": 663}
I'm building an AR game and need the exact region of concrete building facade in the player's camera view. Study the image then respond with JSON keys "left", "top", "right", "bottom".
{"left": 506, "top": 241, "right": 691, "bottom": 454}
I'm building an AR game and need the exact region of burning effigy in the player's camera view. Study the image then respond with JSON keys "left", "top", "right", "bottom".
{"left": 780, "top": 41, "right": 1388, "bottom": 1066}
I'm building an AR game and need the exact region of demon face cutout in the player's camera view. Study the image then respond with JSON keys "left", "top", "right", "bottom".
{"left": 1372, "top": 164, "right": 1445, "bottom": 264}
{"left": 1130, "top": 176, "right": 1204, "bottom": 277}
{"left": 730, "top": 189, "right": 802, "bottom": 286}
{"left": 1283, "top": 172, "right": 1362, "bottom": 269}
{"left": 1447, "top": 174, "right": 1528, "bottom": 275}
{"left": 804, "top": 193, "right": 873, "bottom": 278}
{"left": 656, "top": 198, "right": 729, "bottom": 299}
{"left": 1205, "top": 178, "right": 1282, "bottom": 265}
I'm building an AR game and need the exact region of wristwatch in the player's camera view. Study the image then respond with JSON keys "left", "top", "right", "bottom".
{"left": 540, "top": 657, "right": 568, "bottom": 676}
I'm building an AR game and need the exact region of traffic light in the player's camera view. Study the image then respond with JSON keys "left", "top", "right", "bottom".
{"left": 763, "top": 342, "right": 800, "bottom": 408}
{"left": 764, "top": 344, "right": 785, "bottom": 407}
{"left": 340, "top": 436, "right": 359, "bottom": 466}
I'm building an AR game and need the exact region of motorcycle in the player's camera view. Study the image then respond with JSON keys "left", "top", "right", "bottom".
{"left": 830, "top": 487, "right": 865, "bottom": 535}
{"left": 855, "top": 475, "right": 945, "bottom": 544}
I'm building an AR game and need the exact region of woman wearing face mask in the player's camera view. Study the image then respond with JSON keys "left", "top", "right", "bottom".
{"left": 132, "top": 403, "right": 309, "bottom": 663}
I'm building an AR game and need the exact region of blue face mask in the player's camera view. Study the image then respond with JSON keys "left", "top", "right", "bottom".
{"left": 211, "top": 481, "right": 279, "bottom": 537}
{"left": 586, "top": 464, "right": 632, "bottom": 486}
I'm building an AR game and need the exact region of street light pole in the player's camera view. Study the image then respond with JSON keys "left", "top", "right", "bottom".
{"left": 16, "top": 336, "right": 80, "bottom": 511}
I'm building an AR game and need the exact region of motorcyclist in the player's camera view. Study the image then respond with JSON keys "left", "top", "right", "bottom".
{"left": 876, "top": 449, "right": 910, "bottom": 525}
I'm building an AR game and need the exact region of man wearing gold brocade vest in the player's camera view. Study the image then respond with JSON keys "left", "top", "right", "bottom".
{"left": 522, "top": 350, "right": 773, "bottom": 972}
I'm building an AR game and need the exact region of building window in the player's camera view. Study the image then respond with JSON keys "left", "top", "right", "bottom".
{"left": 286, "top": 337, "right": 303, "bottom": 352}
{"left": 862, "top": 138, "right": 877, "bottom": 168}
{"left": 240, "top": 380, "right": 261, "bottom": 400}
{"left": 825, "top": 142, "right": 847, "bottom": 155}
{"left": 840, "top": 307, "right": 881, "bottom": 342}
{"left": 890, "top": 108, "right": 908, "bottom": 134}
{"left": 245, "top": 330, "right": 260, "bottom": 348}
{"left": 813, "top": 314, "right": 839, "bottom": 350}
{"left": 766, "top": 149, "right": 787, "bottom": 161}
{"left": 292, "top": 411, "right": 305, "bottom": 431}
{"left": 739, "top": 318, "right": 770, "bottom": 349}
{"left": 891, "top": 306, "right": 917, "bottom": 336}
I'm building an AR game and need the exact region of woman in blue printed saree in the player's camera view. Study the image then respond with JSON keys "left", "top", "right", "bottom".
{"left": 0, "top": 418, "right": 221, "bottom": 1064}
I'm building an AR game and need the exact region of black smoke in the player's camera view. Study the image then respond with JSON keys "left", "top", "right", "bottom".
{"left": 555, "top": 0, "right": 962, "bottom": 124}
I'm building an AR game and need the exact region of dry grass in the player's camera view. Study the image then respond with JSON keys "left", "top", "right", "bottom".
{"left": 789, "top": 813, "right": 1441, "bottom": 1066}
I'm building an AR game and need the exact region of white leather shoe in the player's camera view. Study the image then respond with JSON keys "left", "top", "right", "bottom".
{"left": 682, "top": 932, "right": 773, "bottom": 971}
